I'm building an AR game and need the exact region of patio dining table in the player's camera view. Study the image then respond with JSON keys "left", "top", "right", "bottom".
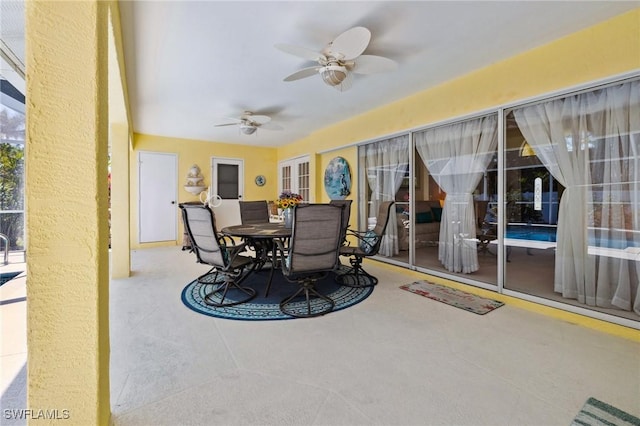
{"left": 221, "top": 223, "right": 291, "bottom": 297}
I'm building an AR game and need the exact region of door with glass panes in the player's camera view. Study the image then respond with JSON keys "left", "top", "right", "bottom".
{"left": 279, "top": 156, "right": 310, "bottom": 203}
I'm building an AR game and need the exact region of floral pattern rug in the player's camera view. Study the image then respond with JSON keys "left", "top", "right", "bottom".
{"left": 400, "top": 280, "right": 504, "bottom": 315}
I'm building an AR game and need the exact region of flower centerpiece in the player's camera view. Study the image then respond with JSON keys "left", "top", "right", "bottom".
{"left": 275, "top": 191, "right": 303, "bottom": 210}
{"left": 275, "top": 192, "right": 303, "bottom": 228}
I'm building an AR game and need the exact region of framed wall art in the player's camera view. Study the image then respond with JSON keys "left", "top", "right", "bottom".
{"left": 324, "top": 156, "right": 351, "bottom": 200}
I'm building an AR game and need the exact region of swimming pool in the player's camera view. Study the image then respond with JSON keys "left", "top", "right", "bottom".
{"left": 506, "top": 225, "right": 639, "bottom": 250}
{"left": 507, "top": 226, "right": 556, "bottom": 242}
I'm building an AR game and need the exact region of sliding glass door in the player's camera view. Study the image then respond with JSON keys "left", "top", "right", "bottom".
{"left": 357, "top": 135, "right": 410, "bottom": 259}
{"left": 355, "top": 77, "right": 639, "bottom": 325}
{"left": 507, "top": 80, "right": 640, "bottom": 320}
{"left": 413, "top": 113, "right": 499, "bottom": 285}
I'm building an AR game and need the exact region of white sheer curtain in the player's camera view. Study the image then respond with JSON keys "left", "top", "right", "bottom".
{"left": 514, "top": 80, "right": 640, "bottom": 314}
{"left": 361, "top": 135, "right": 410, "bottom": 257}
{"left": 414, "top": 115, "right": 498, "bottom": 273}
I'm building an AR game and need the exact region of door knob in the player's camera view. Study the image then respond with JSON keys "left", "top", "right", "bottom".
{"left": 171, "top": 201, "right": 176, "bottom": 204}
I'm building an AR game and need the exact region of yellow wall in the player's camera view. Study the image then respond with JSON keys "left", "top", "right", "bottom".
{"left": 130, "top": 134, "right": 278, "bottom": 248}
{"left": 25, "top": 1, "right": 111, "bottom": 424}
{"left": 110, "top": 124, "right": 131, "bottom": 278}
{"left": 108, "top": 0, "right": 133, "bottom": 278}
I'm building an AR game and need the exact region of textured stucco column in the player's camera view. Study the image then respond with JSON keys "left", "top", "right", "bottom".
{"left": 26, "top": 1, "right": 111, "bottom": 424}
{"left": 110, "top": 123, "right": 131, "bottom": 278}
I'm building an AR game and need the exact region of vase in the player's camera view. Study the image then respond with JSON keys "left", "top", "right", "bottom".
{"left": 283, "top": 208, "right": 293, "bottom": 228}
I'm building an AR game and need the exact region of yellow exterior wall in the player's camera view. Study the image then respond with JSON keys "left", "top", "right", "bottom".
{"left": 108, "top": 0, "right": 133, "bottom": 278}
{"left": 25, "top": 1, "right": 111, "bottom": 424}
{"left": 130, "top": 134, "right": 278, "bottom": 248}
{"left": 110, "top": 124, "right": 131, "bottom": 278}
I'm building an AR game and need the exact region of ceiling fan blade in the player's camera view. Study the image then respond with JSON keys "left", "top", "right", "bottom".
{"left": 275, "top": 44, "right": 326, "bottom": 62}
{"left": 246, "top": 115, "right": 271, "bottom": 125}
{"left": 329, "top": 26, "right": 371, "bottom": 60}
{"left": 260, "top": 122, "right": 284, "bottom": 131}
{"left": 214, "top": 122, "right": 240, "bottom": 127}
{"left": 283, "top": 66, "right": 322, "bottom": 82}
{"left": 352, "top": 55, "right": 398, "bottom": 74}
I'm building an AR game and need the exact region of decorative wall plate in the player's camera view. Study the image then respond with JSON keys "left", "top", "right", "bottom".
{"left": 324, "top": 157, "right": 351, "bottom": 200}
{"left": 254, "top": 175, "right": 266, "bottom": 186}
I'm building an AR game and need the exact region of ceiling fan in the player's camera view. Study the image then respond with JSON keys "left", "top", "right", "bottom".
{"left": 213, "top": 111, "right": 283, "bottom": 135}
{"left": 275, "top": 26, "right": 398, "bottom": 92}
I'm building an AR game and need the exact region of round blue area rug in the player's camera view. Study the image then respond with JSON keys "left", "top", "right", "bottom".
{"left": 181, "top": 266, "right": 374, "bottom": 320}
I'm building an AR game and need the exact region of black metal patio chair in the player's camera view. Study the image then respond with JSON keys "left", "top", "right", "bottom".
{"left": 335, "top": 201, "right": 395, "bottom": 288}
{"left": 239, "top": 200, "right": 270, "bottom": 225}
{"left": 180, "top": 203, "right": 256, "bottom": 307}
{"left": 275, "top": 203, "right": 344, "bottom": 318}
{"left": 238, "top": 200, "right": 275, "bottom": 270}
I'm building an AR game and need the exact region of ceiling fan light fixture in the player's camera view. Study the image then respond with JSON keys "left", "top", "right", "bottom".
{"left": 239, "top": 124, "right": 257, "bottom": 135}
{"left": 320, "top": 64, "right": 347, "bottom": 87}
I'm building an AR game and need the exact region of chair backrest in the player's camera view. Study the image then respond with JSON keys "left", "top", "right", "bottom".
{"left": 268, "top": 201, "right": 278, "bottom": 217}
{"left": 329, "top": 199, "right": 352, "bottom": 244}
{"left": 474, "top": 200, "right": 489, "bottom": 228}
{"left": 287, "top": 204, "right": 344, "bottom": 275}
{"left": 239, "top": 200, "right": 270, "bottom": 224}
{"left": 365, "top": 201, "right": 395, "bottom": 256}
{"left": 373, "top": 201, "right": 395, "bottom": 237}
{"left": 179, "top": 203, "right": 227, "bottom": 267}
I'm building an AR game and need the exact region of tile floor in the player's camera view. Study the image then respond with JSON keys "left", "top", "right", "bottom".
{"left": 2, "top": 247, "right": 640, "bottom": 425}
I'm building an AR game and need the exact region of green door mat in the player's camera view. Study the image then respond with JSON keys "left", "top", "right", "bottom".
{"left": 572, "top": 397, "right": 640, "bottom": 426}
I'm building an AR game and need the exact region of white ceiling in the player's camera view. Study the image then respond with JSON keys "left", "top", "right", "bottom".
{"left": 0, "top": 1, "right": 25, "bottom": 97}
{"left": 3, "top": 1, "right": 639, "bottom": 147}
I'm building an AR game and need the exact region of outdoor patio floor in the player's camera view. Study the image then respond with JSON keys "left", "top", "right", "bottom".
{"left": 1, "top": 247, "right": 639, "bottom": 425}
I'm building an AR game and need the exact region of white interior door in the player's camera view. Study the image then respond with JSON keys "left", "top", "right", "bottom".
{"left": 211, "top": 157, "right": 243, "bottom": 229}
{"left": 139, "top": 151, "right": 177, "bottom": 243}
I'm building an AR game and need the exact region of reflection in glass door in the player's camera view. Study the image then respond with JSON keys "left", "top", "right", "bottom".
{"left": 505, "top": 79, "right": 640, "bottom": 323}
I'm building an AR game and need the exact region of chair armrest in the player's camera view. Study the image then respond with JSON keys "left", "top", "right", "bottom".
{"left": 346, "top": 229, "right": 376, "bottom": 241}
{"left": 345, "top": 229, "right": 380, "bottom": 254}
{"left": 218, "top": 236, "right": 248, "bottom": 263}
{"left": 218, "top": 233, "right": 239, "bottom": 245}
{"left": 346, "top": 229, "right": 367, "bottom": 238}
{"left": 274, "top": 238, "right": 287, "bottom": 252}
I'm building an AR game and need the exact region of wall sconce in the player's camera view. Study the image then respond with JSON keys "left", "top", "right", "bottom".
{"left": 184, "top": 164, "right": 206, "bottom": 195}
